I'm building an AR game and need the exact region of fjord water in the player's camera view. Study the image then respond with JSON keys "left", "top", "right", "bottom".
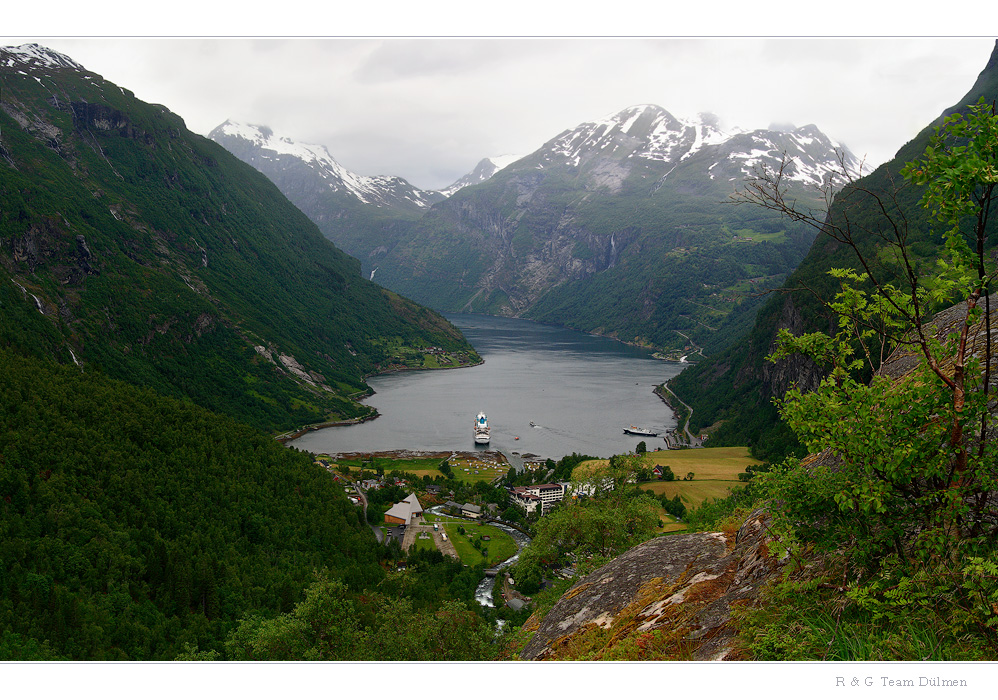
{"left": 289, "top": 314, "right": 686, "bottom": 460}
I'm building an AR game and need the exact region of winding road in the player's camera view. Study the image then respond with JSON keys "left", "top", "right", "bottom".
{"left": 658, "top": 382, "right": 700, "bottom": 446}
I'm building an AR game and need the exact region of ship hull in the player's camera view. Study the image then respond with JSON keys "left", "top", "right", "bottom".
{"left": 623, "top": 427, "right": 658, "bottom": 437}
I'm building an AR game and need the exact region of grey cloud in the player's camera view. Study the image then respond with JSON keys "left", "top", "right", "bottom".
{"left": 12, "top": 37, "right": 998, "bottom": 191}
{"left": 353, "top": 38, "right": 563, "bottom": 82}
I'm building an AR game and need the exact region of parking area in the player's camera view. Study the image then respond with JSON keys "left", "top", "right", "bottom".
{"left": 385, "top": 525, "right": 406, "bottom": 547}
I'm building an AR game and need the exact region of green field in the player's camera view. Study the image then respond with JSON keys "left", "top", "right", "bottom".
{"left": 574, "top": 446, "right": 758, "bottom": 509}
{"left": 442, "top": 522, "right": 518, "bottom": 567}
{"left": 420, "top": 352, "right": 477, "bottom": 369}
{"left": 411, "top": 531, "right": 439, "bottom": 553}
{"left": 655, "top": 511, "right": 687, "bottom": 534}
{"left": 446, "top": 456, "right": 508, "bottom": 484}
{"left": 324, "top": 454, "right": 442, "bottom": 472}
{"left": 321, "top": 452, "right": 508, "bottom": 485}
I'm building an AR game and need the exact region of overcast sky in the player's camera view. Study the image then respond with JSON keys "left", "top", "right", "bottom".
{"left": 3, "top": 35, "right": 996, "bottom": 190}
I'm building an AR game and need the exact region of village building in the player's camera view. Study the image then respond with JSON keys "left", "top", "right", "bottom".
{"left": 535, "top": 483, "right": 566, "bottom": 509}
{"left": 383, "top": 493, "right": 424, "bottom": 526}
{"left": 509, "top": 488, "right": 541, "bottom": 514}
{"left": 461, "top": 503, "right": 482, "bottom": 519}
{"left": 509, "top": 482, "right": 568, "bottom": 514}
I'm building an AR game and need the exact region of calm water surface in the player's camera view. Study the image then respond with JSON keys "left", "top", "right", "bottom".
{"left": 288, "top": 314, "right": 688, "bottom": 460}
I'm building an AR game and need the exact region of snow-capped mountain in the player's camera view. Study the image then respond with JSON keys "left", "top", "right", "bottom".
{"left": 209, "top": 120, "right": 443, "bottom": 211}
{"left": 437, "top": 154, "right": 525, "bottom": 198}
{"left": 370, "top": 104, "right": 859, "bottom": 352}
{"left": 1, "top": 43, "right": 85, "bottom": 72}
{"left": 209, "top": 120, "right": 525, "bottom": 264}
{"left": 210, "top": 102, "right": 859, "bottom": 355}
{"left": 534, "top": 104, "right": 859, "bottom": 190}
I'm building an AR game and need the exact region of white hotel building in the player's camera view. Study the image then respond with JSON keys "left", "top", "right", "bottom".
{"left": 509, "top": 482, "right": 570, "bottom": 514}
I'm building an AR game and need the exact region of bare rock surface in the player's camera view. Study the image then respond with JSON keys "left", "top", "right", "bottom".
{"left": 520, "top": 508, "right": 783, "bottom": 661}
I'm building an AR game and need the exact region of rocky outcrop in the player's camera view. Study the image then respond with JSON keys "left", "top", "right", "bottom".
{"left": 7, "top": 218, "right": 99, "bottom": 284}
{"left": 520, "top": 509, "right": 784, "bottom": 661}
{"left": 760, "top": 294, "right": 827, "bottom": 398}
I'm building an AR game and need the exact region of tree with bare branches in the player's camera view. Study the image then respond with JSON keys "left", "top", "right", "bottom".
{"left": 741, "top": 98, "right": 998, "bottom": 568}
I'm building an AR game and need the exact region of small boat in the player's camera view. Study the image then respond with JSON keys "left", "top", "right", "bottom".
{"left": 623, "top": 426, "right": 658, "bottom": 437}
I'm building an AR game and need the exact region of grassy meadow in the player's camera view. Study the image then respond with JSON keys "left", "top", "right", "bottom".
{"left": 440, "top": 521, "right": 519, "bottom": 567}
{"left": 574, "top": 446, "right": 759, "bottom": 509}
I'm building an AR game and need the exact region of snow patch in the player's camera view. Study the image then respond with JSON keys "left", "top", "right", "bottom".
{"left": 548, "top": 105, "right": 747, "bottom": 169}
{"left": 0, "top": 43, "right": 85, "bottom": 71}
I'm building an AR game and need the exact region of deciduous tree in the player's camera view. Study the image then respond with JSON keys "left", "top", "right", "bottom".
{"left": 746, "top": 98, "right": 998, "bottom": 566}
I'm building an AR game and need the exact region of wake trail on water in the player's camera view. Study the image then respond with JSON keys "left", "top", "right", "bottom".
{"left": 534, "top": 423, "right": 607, "bottom": 453}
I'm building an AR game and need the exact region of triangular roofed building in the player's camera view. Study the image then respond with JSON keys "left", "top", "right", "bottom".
{"left": 384, "top": 493, "right": 424, "bottom": 526}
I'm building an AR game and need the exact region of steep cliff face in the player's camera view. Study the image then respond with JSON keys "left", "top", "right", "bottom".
{"left": 759, "top": 294, "right": 828, "bottom": 399}
{"left": 520, "top": 509, "right": 783, "bottom": 661}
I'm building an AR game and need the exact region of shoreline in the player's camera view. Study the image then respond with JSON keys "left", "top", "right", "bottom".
{"left": 655, "top": 382, "right": 698, "bottom": 446}
{"left": 362, "top": 355, "right": 484, "bottom": 381}
{"left": 277, "top": 356, "right": 485, "bottom": 443}
{"left": 318, "top": 448, "right": 510, "bottom": 464}
{"left": 275, "top": 412, "right": 380, "bottom": 444}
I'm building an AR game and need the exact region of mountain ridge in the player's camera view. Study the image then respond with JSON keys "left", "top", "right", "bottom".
{"left": 209, "top": 120, "right": 445, "bottom": 210}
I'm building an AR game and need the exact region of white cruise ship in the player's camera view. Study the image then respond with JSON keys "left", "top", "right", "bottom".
{"left": 474, "top": 412, "right": 491, "bottom": 444}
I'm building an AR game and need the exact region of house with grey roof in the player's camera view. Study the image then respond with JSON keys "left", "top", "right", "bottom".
{"left": 384, "top": 493, "right": 424, "bottom": 526}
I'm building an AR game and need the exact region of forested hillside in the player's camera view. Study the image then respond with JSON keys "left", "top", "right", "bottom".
{"left": 0, "top": 348, "right": 380, "bottom": 659}
{"left": 0, "top": 44, "right": 493, "bottom": 661}
{"left": 0, "top": 349, "right": 494, "bottom": 660}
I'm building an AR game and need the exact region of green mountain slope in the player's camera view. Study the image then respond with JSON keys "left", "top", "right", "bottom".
{"left": 0, "top": 44, "right": 476, "bottom": 433}
{"left": 207, "top": 120, "right": 442, "bottom": 272}
{"left": 669, "top": 40, "right": 998, "bottom": 460}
